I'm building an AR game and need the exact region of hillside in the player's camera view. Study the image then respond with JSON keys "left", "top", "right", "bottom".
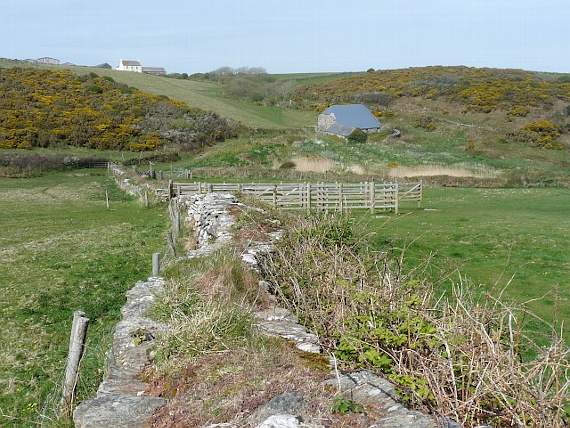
{"left": 0, "top": 59, "right": 317, "bottom": 129}
{"left": 293, "top": 66, "right": 570, "bottom": 114}
{"left": 0, "top": 67, "right": 237, "bottom": 152}
{"left": 2, "top": 60, "right": 570, "bottom": 184}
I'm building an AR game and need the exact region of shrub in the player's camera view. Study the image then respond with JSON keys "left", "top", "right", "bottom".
{"left": 279, "top": 160, "right": 296, "bottom": 169}
{"left": 353, "top": 92, "right": 394, "bottom": 107}
{"left": 347, "top": 129, "right": 368, "bottom": 144}
{"left": 262, "top": 215, "right": 569, "bottom": 427}
{"left": 416, "top": 115, "right": 437, "bottom": 131}
{"left": 509, "top": 119, "right": 563, "bottom": 149}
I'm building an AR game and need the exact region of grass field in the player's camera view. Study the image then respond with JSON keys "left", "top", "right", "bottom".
{"left": 0, "top": 171, "right": 166, "bottom": 427}
{"left": 361, "top": 187, "right": 570, "bottom": 343}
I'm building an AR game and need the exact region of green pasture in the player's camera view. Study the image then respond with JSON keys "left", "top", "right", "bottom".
{"left": 0, "top": 171, "right": 166, "bottom": 427}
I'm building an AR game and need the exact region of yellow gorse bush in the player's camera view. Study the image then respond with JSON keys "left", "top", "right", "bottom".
{"left": 0, "top": 68, "right": 237, "bottom": 151}
{"left": 294, "top": 66, "right": 570, "bottom": 115}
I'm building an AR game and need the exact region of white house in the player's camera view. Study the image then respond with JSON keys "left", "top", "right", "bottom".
{"left": 116, "top": 60, "right": 166, "bottom": 75}
{"left": 117, "top": 59, "right": 143, "bottom": 72}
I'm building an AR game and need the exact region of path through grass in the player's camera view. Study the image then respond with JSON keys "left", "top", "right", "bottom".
{"left": 0, "top": 170, "right": 166, "bottom": 427}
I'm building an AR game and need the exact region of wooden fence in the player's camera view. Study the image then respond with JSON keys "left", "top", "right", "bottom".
{"left": 166, "top": 181, "right": 422, "bottom": 213}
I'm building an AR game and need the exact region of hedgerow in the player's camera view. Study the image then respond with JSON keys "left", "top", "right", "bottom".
{"left": 0, "top": 68, "right": 238, "bottom": 151}
{"left": 262, "top": 214, "right": 569, "bottom": 427}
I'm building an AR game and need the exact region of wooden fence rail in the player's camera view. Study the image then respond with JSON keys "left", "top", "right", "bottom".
{"left": 166, "top": 180, "right": 423, "bottom": 213}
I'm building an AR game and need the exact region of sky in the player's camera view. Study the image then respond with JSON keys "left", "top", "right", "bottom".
{"left": 2, "top": 0, "right": 569, "bottom": 74}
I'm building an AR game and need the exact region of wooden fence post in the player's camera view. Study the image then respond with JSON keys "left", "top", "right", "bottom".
{"left": 339, "top": 183, "right": 344, "bottom": 212}
{"left": 273, "top": 184, "right": 277, "bottom": 208}
{"left": 369, "top": 180, "right": 375, "bottom": 214}
{"left": 307, "top": 183, "right": 311, "bottom": 212}
{"left": 168, "top": 180, "right": 173, "bottom": 200}
{"left": 105, "top": 189, "right": 110, "bottom": 209}
{"left": 152, "top": 252, "right": 161, "bottom": 277}
{"left": 144, "top": 189, "right": 149, "bottom": 208}
{"left": 418, "top": 179, "right": 423, "bottom": 208}
{"left": 61, "top": 311, "right": 89, "bottom": 411}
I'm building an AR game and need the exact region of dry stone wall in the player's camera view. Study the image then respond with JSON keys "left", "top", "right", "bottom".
{"left": 73, "top": 185, "right": 440, "bottom": 428}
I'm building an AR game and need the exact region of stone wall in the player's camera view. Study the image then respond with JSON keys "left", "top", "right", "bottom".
{"left": 74, "top": 191, "right": 441, "bottom": 428}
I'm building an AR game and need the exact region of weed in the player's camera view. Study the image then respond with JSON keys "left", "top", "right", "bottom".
{"left": 332, "top": 396, "right": 365, "bottom": 414}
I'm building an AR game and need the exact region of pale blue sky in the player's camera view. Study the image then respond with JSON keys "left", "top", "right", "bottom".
{"left": 2, "top": 0, "right": 569, "bottom": 73}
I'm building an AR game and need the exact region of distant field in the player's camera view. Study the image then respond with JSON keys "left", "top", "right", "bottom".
{"left": 0, "top": 171, "right": 166, "bottom": 427}
{"left": 361, "top": 187, "right": 570, "bottom": 343}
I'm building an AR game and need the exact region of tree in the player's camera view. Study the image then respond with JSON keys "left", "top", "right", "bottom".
{"left": 347, "top": 129, "right": 368, "bottom": 144}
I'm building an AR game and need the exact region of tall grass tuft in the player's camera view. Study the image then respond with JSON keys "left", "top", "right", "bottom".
{"left": 152, "top": 249, "right": 261, "bottom": 372}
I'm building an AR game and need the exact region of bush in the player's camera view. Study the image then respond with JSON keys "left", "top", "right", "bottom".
{"left": 262, "top": 215, "right": 569, "bottom": 427}
{"left": 279, "top": 161, "right": 296, "bottom": 169}
{"left": 347, "top": 129, "right": 368, "bottom": 144}
{"left": 509, "top": 119, "right": 563, "bottom": 149}
{"left": 416, "top": 116, "right": 437, "bottom": 131}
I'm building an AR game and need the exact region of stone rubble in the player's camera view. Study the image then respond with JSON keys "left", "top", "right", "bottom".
{"left": 179, "top": 193, "right": 237, "bottom": 258}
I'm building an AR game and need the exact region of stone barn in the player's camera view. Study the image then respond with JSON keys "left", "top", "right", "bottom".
{"left": 317, "top": 104, "right": 381, "bottom": 137}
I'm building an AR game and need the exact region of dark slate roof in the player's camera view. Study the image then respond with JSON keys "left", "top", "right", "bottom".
{"left": 323, "top": 104, "right": 381, "bottom": 132}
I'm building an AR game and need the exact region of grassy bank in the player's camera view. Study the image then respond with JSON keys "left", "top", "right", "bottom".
{"left": 361, "top": 187, "right": 570, "bottom": 342}
{"left": 0, "top": 170, "right": 166, "bottom": 427}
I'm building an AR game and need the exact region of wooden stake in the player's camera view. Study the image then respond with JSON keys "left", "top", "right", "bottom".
{"left": 61, "top": 311, "right": 89, "bottom": 411}
{"left": 152, "top": 252, "right": 161, "bottom": 277}
{"left": 105, "top": 189, "right": 110, "bottom": 209}
{"left": 273, "top": 184, "right": 277, "bottom": 208}
{"left": 369, "top": 179, "right": 375, "bottom": 214}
